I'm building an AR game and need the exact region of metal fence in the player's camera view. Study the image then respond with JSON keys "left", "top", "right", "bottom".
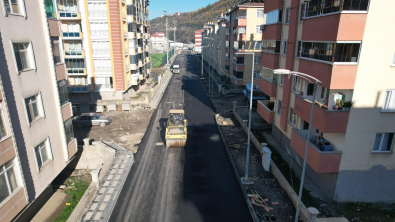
{"left": 161, "top": 48, "right": 175, "bottom": 66}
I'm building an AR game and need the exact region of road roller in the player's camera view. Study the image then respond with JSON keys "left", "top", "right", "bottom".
{"left": 165, "top": 109, "right": 187, "bottom": 148}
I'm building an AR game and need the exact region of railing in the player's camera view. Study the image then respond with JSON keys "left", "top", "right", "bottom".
{"left": 88, "top": 10, "right": 107, "bottom": 17}
{"left": 62, "top": 32, "right": 80, "bottom": 38}
{"left": 67, "top": 68, "right": 85, "bottom": 74}
{"left": 94, "top": 67, "right": 112, "bottom": 72}
{"left": 64, "top": 50, "right": 83, "bottom": 56}
{"left": 69, "top": 86, "right": 88, "bottom": 92}
{"left": 96, "top": 84, "right": 113, "bottom": 90}
{"left": 92, "top": 49, "right": 111, "bottom": 55}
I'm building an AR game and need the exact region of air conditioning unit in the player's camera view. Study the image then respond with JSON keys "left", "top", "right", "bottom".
{"left": 260, "top": 25, "right": 266, "bottom": 31}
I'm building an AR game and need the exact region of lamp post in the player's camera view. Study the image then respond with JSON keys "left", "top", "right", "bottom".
{"left": 235, "top": 51, "right": 256, "bottom": 184}
{"left": 273, "top": 69, "right": 322, "bottom": 222}
{"left": 204, "top": 36, "right": 214, "bottom": 95}
{"left": 200, "top": 45, "right": 209, "bottom": 77}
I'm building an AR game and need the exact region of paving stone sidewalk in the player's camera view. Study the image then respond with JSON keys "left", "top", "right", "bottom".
{"left": 81, "top": 143, "right": 134, "bottom": 222}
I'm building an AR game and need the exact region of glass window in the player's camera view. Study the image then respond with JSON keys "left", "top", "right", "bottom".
{"left": 300, "top": 3, "right": 306, "bottom": 21}
{"left": 58, "top": 80, "right": 69, "bottom": 106}
{"left": 255, "top": 25, "right": 262, "bottom": 34}
{"left": 383, "top": 90, "right": 395, "bottom": 111}
{"left": 266, "top": 9, "right": 281, "bottom": 25}
{"left": 334, "top": 43, "right": 360, "bottom": 62}
{"left": 254, "top": 56, "right": 260, "bottom": 64}
{"left": 0, "top": 159, "right": 19, "bottom": 204}
{"left": 373, "top": 133, "right": 394, "bottom": 152}
{"left": 0, "top": 105, "right": 7, "bottom": 139}
{"left": 13, "top": 43, "right": 34, "bottom": 72}
{"left": 292, "top": 76, "right": 301, "bottom": 93}
{"left": 307, "top": 83, "right": 315, "bottom": 96}
{"left": 256, "top": 9, "right": 264, "bottom": 18}
{"left": 262, "top": 40, "right": 281, "bottom": 53}
{"left": 34, "top": 141, "right": 51, "bottom": 169}
{"left": 44, "top": 0, "right": 56, "bottom": 18}
{"left": 289, "top": 108, "right": 296, "bottom": 125}
{"left": 88, "top": 2, "right": 107, "bottom": 17}
{"left": 232, "top": 70, "right": 244, "bottom": 79}
{"left": 64, "top": 118, "right": 74, "bottom": 144}
{"left": 303, "top": 120, "right": 309, "bottom": 130}
{"left": 306, "top": 0, "right": 370, "bottom": 18}
{"left": 279, "top": 74, "right": 284, "bottom": 86}
{"left": 95, "top": 77, "right": 113, "bottom": 90}
{"left": 51, "top": 38, "right": 61, "bottom": 64}
{"left": 25, "top": 94, "right": 43, "bottom": 124}
{"left": 299, "top": 42, "right": 335, "bottom": 62}
{"left": 253, "top": 71, "right": 260, "bottom": 79}
{"left": 254, "top": 41, "right": 262, "bottom": 50}
{"left": 283, "top": 40, "right": 288, "bottom": 55}
{"left": 277, "top": 100, "right": 282, "bottom": 115}
{"left": 3, "top": 0, "right": 22, "bottom": 15}
{"left": 285, "top": 8, "right": 290, "bottom": 24}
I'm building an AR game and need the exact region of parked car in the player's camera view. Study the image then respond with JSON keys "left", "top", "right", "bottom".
{"left": 72, "top": 113, "right": 112, "bottom": 127}
{"left": 243, "top": 83, "right": 269, "bottom": 105}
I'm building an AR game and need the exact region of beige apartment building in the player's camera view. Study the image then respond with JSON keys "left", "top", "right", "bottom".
{"left": 258, "top": 0, "right": 395, "bottom": 202}
{"left": 223, "top": 0, "right": 265, "bottom": 88}
{"left": 0, "top": 0, "right": 78, "bottom": 220}
{"left": 54, "top": 0, "right": 151, "bottom": 108}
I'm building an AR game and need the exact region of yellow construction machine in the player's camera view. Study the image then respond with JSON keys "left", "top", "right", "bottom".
{"left": 165, "top": 109, "right": 187, "bottom": 148}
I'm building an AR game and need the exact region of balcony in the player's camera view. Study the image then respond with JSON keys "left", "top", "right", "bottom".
{"left": 62, "top": 32, "right": 83, "bottom": 39}
{"left": 291, "top": 129, "right": 342, "bottom": 173}
{"left": 128, "top": 31, "right": 135, "bottom": 39}
{"left": 67, "top": 68, "right": 87, "bottom": 75}
{"left": 123, "top": 30, "right": 128, "bottom": 39}
{"left": 294, "top": 94, "right": 350, "bottom": 133}
{"left": 139, "top": 73, "right": 144, "bottom": 80}
{"left": 232, "top": 63, "right": 245, "bottom": 72}
{"left": 123, "top": 12, "right": 127, "bottom": 22}
{"left": 138, "top": 47, "right": 142, "bottom": 53}
{"left": 131, "top": 74, "right": 140, "bottom": 85}
{"left": 128, "top": 15, "right": 135, "bottom": 23}
{"left": 126, "top": 64, "right": 130, "bottom": 72}
{"left": 48, "top": 19, "right": 60, "bottom": 37}
{"left": 58, "top": 11, "right": 81, "bottom": 20}
{"left": 67, "top": 138, "right": 78, "bottom": 160}
{"left": 234, "top": 16, "right": 247, "bottom": 27}
{"left": 130, "top": 63, "right": 137, "bottom": 70}
{"left": 137, "top": 33, "right": 142, "bottom": 39}
{"left": 257, "top": 100, "right": 275, "bottom": 124}
{"left": 138, "top": 60, "right": 143, "bottom": 67}
{"left": 262, "top": 23, "right": 282, "bottom": 40}
{"left": 260, "top": 51, "right": 279, "bottom": 70}
{"left": 55, "top": 63, "right": 67, "bottom": 81}
{"left": 61, "top": 102, "right": 73, "bottom": 122}
{"left": 64, "top": 50, "right": 85, "bottom": 57}
{"left": 94, "top": 67, "right": 112, "bottom": 73}
{"left": 0, "top": 136, "right": 15, "bottom": 166}
{"left": 258, "top": 75, "right": 276, "bottom": 97}
{"left": 69, "top": 85, "right": 89, "bottom": 93}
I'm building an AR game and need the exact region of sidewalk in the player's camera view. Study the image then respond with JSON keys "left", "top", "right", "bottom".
{"left": 81, "top": 143, "right": 134, "bottom": 222}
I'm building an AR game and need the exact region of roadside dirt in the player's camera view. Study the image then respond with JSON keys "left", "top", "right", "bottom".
{"left": 73, "top": 106, "right": 154, "bottom": 153}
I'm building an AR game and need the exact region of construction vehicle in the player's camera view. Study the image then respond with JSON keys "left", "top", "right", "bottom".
{"left": 165, "top": 109, "right": 187, "bottom": 148}
{"left": 171, "top": 65, "right": 180, "bottom": 74}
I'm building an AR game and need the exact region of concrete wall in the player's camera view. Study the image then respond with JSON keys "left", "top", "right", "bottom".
{"left": 335, "top": 0, "right": 395, "bottom": 202}
{"left": 71, "top": 141, "right": 115, "bottom": 170}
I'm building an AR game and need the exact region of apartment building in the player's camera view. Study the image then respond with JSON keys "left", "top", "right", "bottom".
{"left": 0, "top": 0, "right": 78, "bottom": 220}
{"left": 202, "top": 23, "right": 217, "bottom": 77}
{"left": 54, "top": 0, "right": 151, "bottom": 104}
{"left": 150, "top": 32, "right": 166, "bottom": 51}
{"left": 194, "top": 29, "right": 203, "bottom": 53}
{"left": 258, "top": 0, "right": 395, "bottom": 202}
{"left": 224, "top": 0, "right": 265, "bottom": 88}
{"left": 215, "top": 17, "right": 227, "bottom": 79}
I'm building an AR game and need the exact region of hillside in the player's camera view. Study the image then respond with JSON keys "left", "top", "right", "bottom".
{"left": 149, "top": 0, "right": 240, "bottom": 43}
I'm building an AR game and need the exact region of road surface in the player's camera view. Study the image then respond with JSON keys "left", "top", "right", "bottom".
{"left": 109, "top": 51, "right": 253, "bottom": 222}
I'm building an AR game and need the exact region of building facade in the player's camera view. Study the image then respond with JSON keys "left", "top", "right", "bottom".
{"left": 0, "top": 0, "right": 78, "bottom": 220}
{"left": 150, "top": 32, "right": 166, "bottom": 51}
{"left": 224, "top": 1, "right": 265, "bottom": 88}
{"left": 54, "top": 0, "right": 151, "bottom": 105}
{"left": 258, "top": 0, "right": 395, "bottom": 202}
{"left": 194, "top": 29, "right": 203, "bottom": 53}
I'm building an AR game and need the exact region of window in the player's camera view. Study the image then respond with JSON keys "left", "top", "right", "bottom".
{"left": 373, "top": 133, "right": 394, "bottom": 152}
{"left": 255, "top": 25, "right": 262, "bottom": 34}
{"left": 65, "top": 59, "right": 85, "bottom": 73}
{"left": 256, "top": 9, "right": 264, "bottom": 18}
{"left": 0, "top": 159, "right": 19, "bottom": 204}
{"left": 279, "top": 74, "right": 284, "bottom": 86}
{"left": 302, "top": 120, "right": 309, "bottom": 130}
{"left": 283, "top": 40, "right": 288, "bottom": 55}
{"left": 262, "top": 40, "right": 281, "bottom": 53}
{"left": 253, "top": 71, "right": 260, "bottom": 79}
{"left": 289, "top": 108, "right": 296, "bottom": 125}
{"left": 315, "top": 129, "right": 323, "bottom": 137}
{"left": 392, "top": 53, "right": 395, "bottom": 65}
{"left": 94, "top": 59, "right": 112, "bottom": 72}
{"left": 321, "top": 87, "right": 328, "bottom": 100}
{"left": 90, "top": 22, "right": 109, "bottom": 36}
{"left": 285, "top": 8, "right": 290, "bottom": 24}
{"left": 128, "top": 22, "right": 136, "bottom": 32}
{"left": 24, "top": 93, "right": 44, "bottom": 124}
{"left": 235, "top": 57, "right": 244, "bottom": 64}
{"left": 305, "top": 0, "right": 370, "bottom": 18}
{"left": 44, "top": 0, "right": 56, "bottom": 18}
{"left": 383, "top": 90, "right": 395, "bottom": 111}
{"left": 277, "top": 100, "right": 282, "bottom": 115}
{"left": 278, "top": 9, "right": 283, "bottom": 23}
{"left": 34, "top": 139, "right": 52, "bottom": 170}
{"left": 64, "top": 118, "right": 74, "bottom": 144}
{"left": 51, "top": 38, "right": 61, "bottom": 64}
{"left": 265, "top": 9, "right": 282, "bottom": 25}
{"left": 254, "top": 56, "right": 260, "bottom": 64}
{"left": 299, "top": 3, "right": 306, "bottom": 21}
{"left": 334, "top": 43, "right": 360, "bottom": 62}
{"left": 299, "top": 41, "right": 361, "bottom": 63}
{"left": 254, "top": 41, "right": 262, "bottom": 50}
{"left": 92, "top": 41, "right": 110, "bottom": 54}
{"left": 297, "top": 41, "right": 302, "bottom": 57}
{"left": 0, "top": 105, "right": 7, "bottom": 139}
{"left": 88, "top": 2, "right": 107, "bottom": 17}
{"left": 58, "top": 80, "right": 69, "bottom": 106}
{"left": 95, "top": 76, "right": 113, "bottom": 90}
{"left": 13, "top": 43, "right": 35, "bottom": 72}
{"left": 307, "top": 83, "right": 315, "bottom": 96}
{"left": 233, "top": 70, "right": 244, "bottom": 79}
{"left": 3, "top": 0, "right": 23, "bottom": 15}
{"left": 292, "top": 76, "right": 301, "bottom": 93}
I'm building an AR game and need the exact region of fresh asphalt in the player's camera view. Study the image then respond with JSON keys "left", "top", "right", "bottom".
{"left": 109, "top": 51, "right": 253, "bottom": 222}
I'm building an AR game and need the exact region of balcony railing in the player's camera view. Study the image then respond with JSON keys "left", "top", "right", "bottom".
{"left": 93, "top": 49, "right": 111, "bottom": 55}
{"left": 66, "top": 68, "right": 85, "bottom": 74}
{"left": 62, "top": 32, "right": 81, "bottom": 38}
{"left": 96, "top": 84, "right": 113, "bottom": 90}
{"left": 64, "top": 50, "right": 83, "bottom": 56}
{"left": 91, "top": 30, "right": 108, "bottom": 36}
{"left": 94, "top": 67, "right": 112, "bottom": 72}
{"left": 58, "top": 11, "right": 79, "bottom": 19}
{"left": 69, "top": 85, "right": 88, "bottom": 92}
{"left": 88, "top": 10, "right": 107, "bottom": 17}
{"left": 257, "top": 100, "right": 275, "bottom": 124}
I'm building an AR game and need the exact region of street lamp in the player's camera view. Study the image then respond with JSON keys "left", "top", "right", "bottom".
{"left": 273, "top": 69, "right": 322, "bottom": 222}
{"left": 200, "top": 45, "right": 209, "bottom": 77}
{"left": 204, "top": 36, "right": 214, "bottom": 95}
{"left": 235, "top": 51, "right": 256, "bottom": 184}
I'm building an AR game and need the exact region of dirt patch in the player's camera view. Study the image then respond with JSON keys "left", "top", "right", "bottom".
{"left": 73, "top": 105, "right": 153, "bottom": 153}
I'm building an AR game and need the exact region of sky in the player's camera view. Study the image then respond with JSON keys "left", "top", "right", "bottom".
{"left": 148, "top": 0, "right": 219, "bottom": 20}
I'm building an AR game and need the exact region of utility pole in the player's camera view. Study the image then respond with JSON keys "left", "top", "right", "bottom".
{"left": 164, "top": 11, "right": 168, "bottom": 65}
{"left": 173, "top": 21, "right": 176, "bottom": 45}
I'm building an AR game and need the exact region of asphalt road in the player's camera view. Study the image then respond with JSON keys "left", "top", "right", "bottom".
{"left": 109, "top": 51, "right": 253, "bottom": 222}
